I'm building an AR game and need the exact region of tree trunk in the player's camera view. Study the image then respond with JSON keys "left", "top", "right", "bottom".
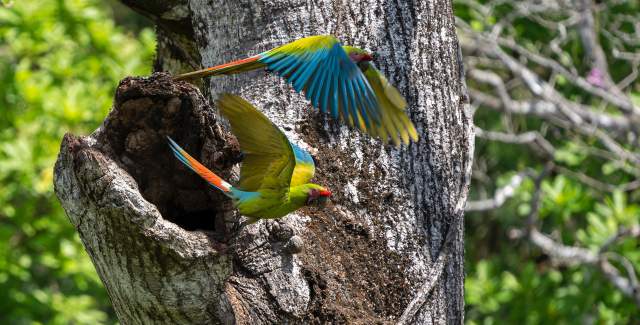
{"left": 54, "top": 0, "right": 472, "bottom": 324}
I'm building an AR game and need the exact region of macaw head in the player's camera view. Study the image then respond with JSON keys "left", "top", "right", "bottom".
{"left": 305, "top": 184, "right": 332, "bottom": 207}
{"left": 343, "top": 46, "right": 374, "bottom": 63}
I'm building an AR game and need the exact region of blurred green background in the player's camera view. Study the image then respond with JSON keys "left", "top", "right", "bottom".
{"left": 0, "top": 0, "right": 638, "bottom": 324}
{"left": 457, "top": 0, "right": 640, "bottom": 323}
{"left": 0, "top": 0, "right": 154, "bottom": 323}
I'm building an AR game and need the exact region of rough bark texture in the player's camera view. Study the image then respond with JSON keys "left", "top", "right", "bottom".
{"left": 54, "top": 0, "right": 472, "bottom": 324}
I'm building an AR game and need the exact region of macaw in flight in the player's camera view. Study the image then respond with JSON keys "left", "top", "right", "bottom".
{"left": 174, "top": 35, "right": 418, "bottom": 146}
{"left": 167, "top": 94, "right": 331, "bottom": 224}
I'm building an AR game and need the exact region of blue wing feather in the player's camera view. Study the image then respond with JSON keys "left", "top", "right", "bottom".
{"left": 292, "top": 143, "right": 314, "bottom": 166}
{"left": 346, "top": 80, "right": 362, "bottom": 129}
{"left": 317, "top": 69, "right": 330, "bottom": 111}
{"left": 339, "top": 74, "right": 354, "bottom": 125}
{"left": 305, "top": 69, "right": 321, "bottom": 108}
{"left": 280, "top": 52, "right": 310, "bottom": 78}
{"left": 308, "top": 67, "right": 327, "bottom": 110}
{"left": 331, "top": 71, "right": 340, "bottom": 119}
{"left": 265, "top": 53, "right": 291, "bottom": 70}
{"left": 303, "top": 53, "right": 328, "bottom": 109}
{"left": 291, "top": 51, "right": 322, "bottom": 92}
{"left": 288, "top": 51, "right": 313, "bottom": 85}
{"left": 258, "top": 38, "right": 382, "bottom": 131}
{"left": 351, "top": 80, "right": 371, "bottom": 129}
{"left": 319, "top": 66, "right": 331, "bottom": 115}
{"left": 357, "top": 76, "right": 379, "bottom": 126}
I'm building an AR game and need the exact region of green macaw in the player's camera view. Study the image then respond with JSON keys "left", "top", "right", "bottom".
{"left": 168, "top": 94, "right": 331, "bottom": 223}
{"left": 174, "top": 35, "right": 418, "bottom": 146}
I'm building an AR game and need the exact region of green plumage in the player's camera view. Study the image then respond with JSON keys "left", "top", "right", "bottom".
{"left": 218, "top": 94, "right": 330, "bottom": 222}
{"left": 169, "top": 94, "right": 331, "bottom": 223}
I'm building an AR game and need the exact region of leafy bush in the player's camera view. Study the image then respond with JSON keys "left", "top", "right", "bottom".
{"left": 457, "top": 0, "right": 640, "bottom": 322}
{"left": 0, "top": 1, "right": 154, "bottom": 323}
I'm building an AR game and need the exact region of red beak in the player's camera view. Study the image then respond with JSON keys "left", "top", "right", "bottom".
{"left": 319, "top": 189, "right": 332, "bottom": 197}
{"left": 362, "top": 53, "right": 374, "bottom": 61}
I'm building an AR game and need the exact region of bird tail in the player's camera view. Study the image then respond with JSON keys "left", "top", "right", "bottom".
{"left": 173, "top": 55, "right": 266, "bottom": 81}
{"left": 167, "top": 137, "right": 234, "bottom": 197}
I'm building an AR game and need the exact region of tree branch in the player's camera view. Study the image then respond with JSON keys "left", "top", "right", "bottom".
{"left": 475, "top": 127, "right": 556, "bottom": 157}
{"left": 465, "top": 171, "right": 531, "bottom": 212}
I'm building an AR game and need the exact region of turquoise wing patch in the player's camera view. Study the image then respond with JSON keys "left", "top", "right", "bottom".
{"left": 290, "top": 143, "right": 316, "bottom": 186}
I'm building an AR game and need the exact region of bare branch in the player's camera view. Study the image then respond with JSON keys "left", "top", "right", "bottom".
{"left": 530, "top": 229, "right": 598, "bottom": 265}
{"left": 459, "top": 0, "right": 640, "bottom": 309}
{"left": 467, "top": 67, "right": 632, "bottom": 132}
{"left": 475, "top": 127, "right": 556, "bottom": 157}
{"left": 458, "top": 18, "right": 640, "bottom": 116}
{"left": 587, "top": 128, "right": 640, "bottom": 166}
{"left": 531, "top": 229, "right": 640, "bottom": 306}
{"left": 554, "top": 166, "right": 640, "bottom": 192}
{"left": 575, "top": 0, "right": 613, "bottom": 82}
{"left": 616, "top": 64, "right": 639, "bottom": 90}
{"left": 600, "top": 257, "right": 640, "bottom": 306}
{"left": 466, "top": 171, "right": 531, "bottom": 212}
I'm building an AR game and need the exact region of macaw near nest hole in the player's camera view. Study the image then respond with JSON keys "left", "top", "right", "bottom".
{"left": 168, "top": 94, "right": 331, "bottom": 224}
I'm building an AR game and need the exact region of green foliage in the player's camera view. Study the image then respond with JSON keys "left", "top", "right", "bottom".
{"left": 459, "top": 0, "right": 640, "bottom": 322}
{"left": 0, "top": 0, "right": 155, "bottom": 323}
{"left": 466, "top": 258, "right": 637, "bottom": 324}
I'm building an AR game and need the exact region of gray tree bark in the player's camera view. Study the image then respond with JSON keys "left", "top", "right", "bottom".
{"left": 54, "top": 0, "right": 473, "bottom": 324}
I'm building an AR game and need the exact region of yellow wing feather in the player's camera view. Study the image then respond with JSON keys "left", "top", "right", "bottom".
{"left": 216, "top": 94, "right": 296, "bottom": 192}
{"left": 362, "top": 64, "right": 419, "bottom": 146}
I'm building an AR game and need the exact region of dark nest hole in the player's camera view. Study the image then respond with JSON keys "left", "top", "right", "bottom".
{"left": 96, "top": 73, "right": 241, "bottom": 236}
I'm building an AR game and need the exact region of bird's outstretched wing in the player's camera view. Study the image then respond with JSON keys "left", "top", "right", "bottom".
{"left": 361, "top": 62, "right": 419, "bottom": 145}
{"left": 217, "top": 94, "right": 296, "bottom": 193}
{"left": 259, "top": 35, "right": 380, "bottom": 132}
{"left": 175, "top": 35, "right": 419, "bottom": 145}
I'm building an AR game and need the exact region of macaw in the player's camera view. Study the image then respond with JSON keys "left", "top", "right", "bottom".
{"left": 174, "top": 35, "right": 418, "bottom": 146}
{"left": 167, "top": 93, "right": 331, "bottom": 224}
